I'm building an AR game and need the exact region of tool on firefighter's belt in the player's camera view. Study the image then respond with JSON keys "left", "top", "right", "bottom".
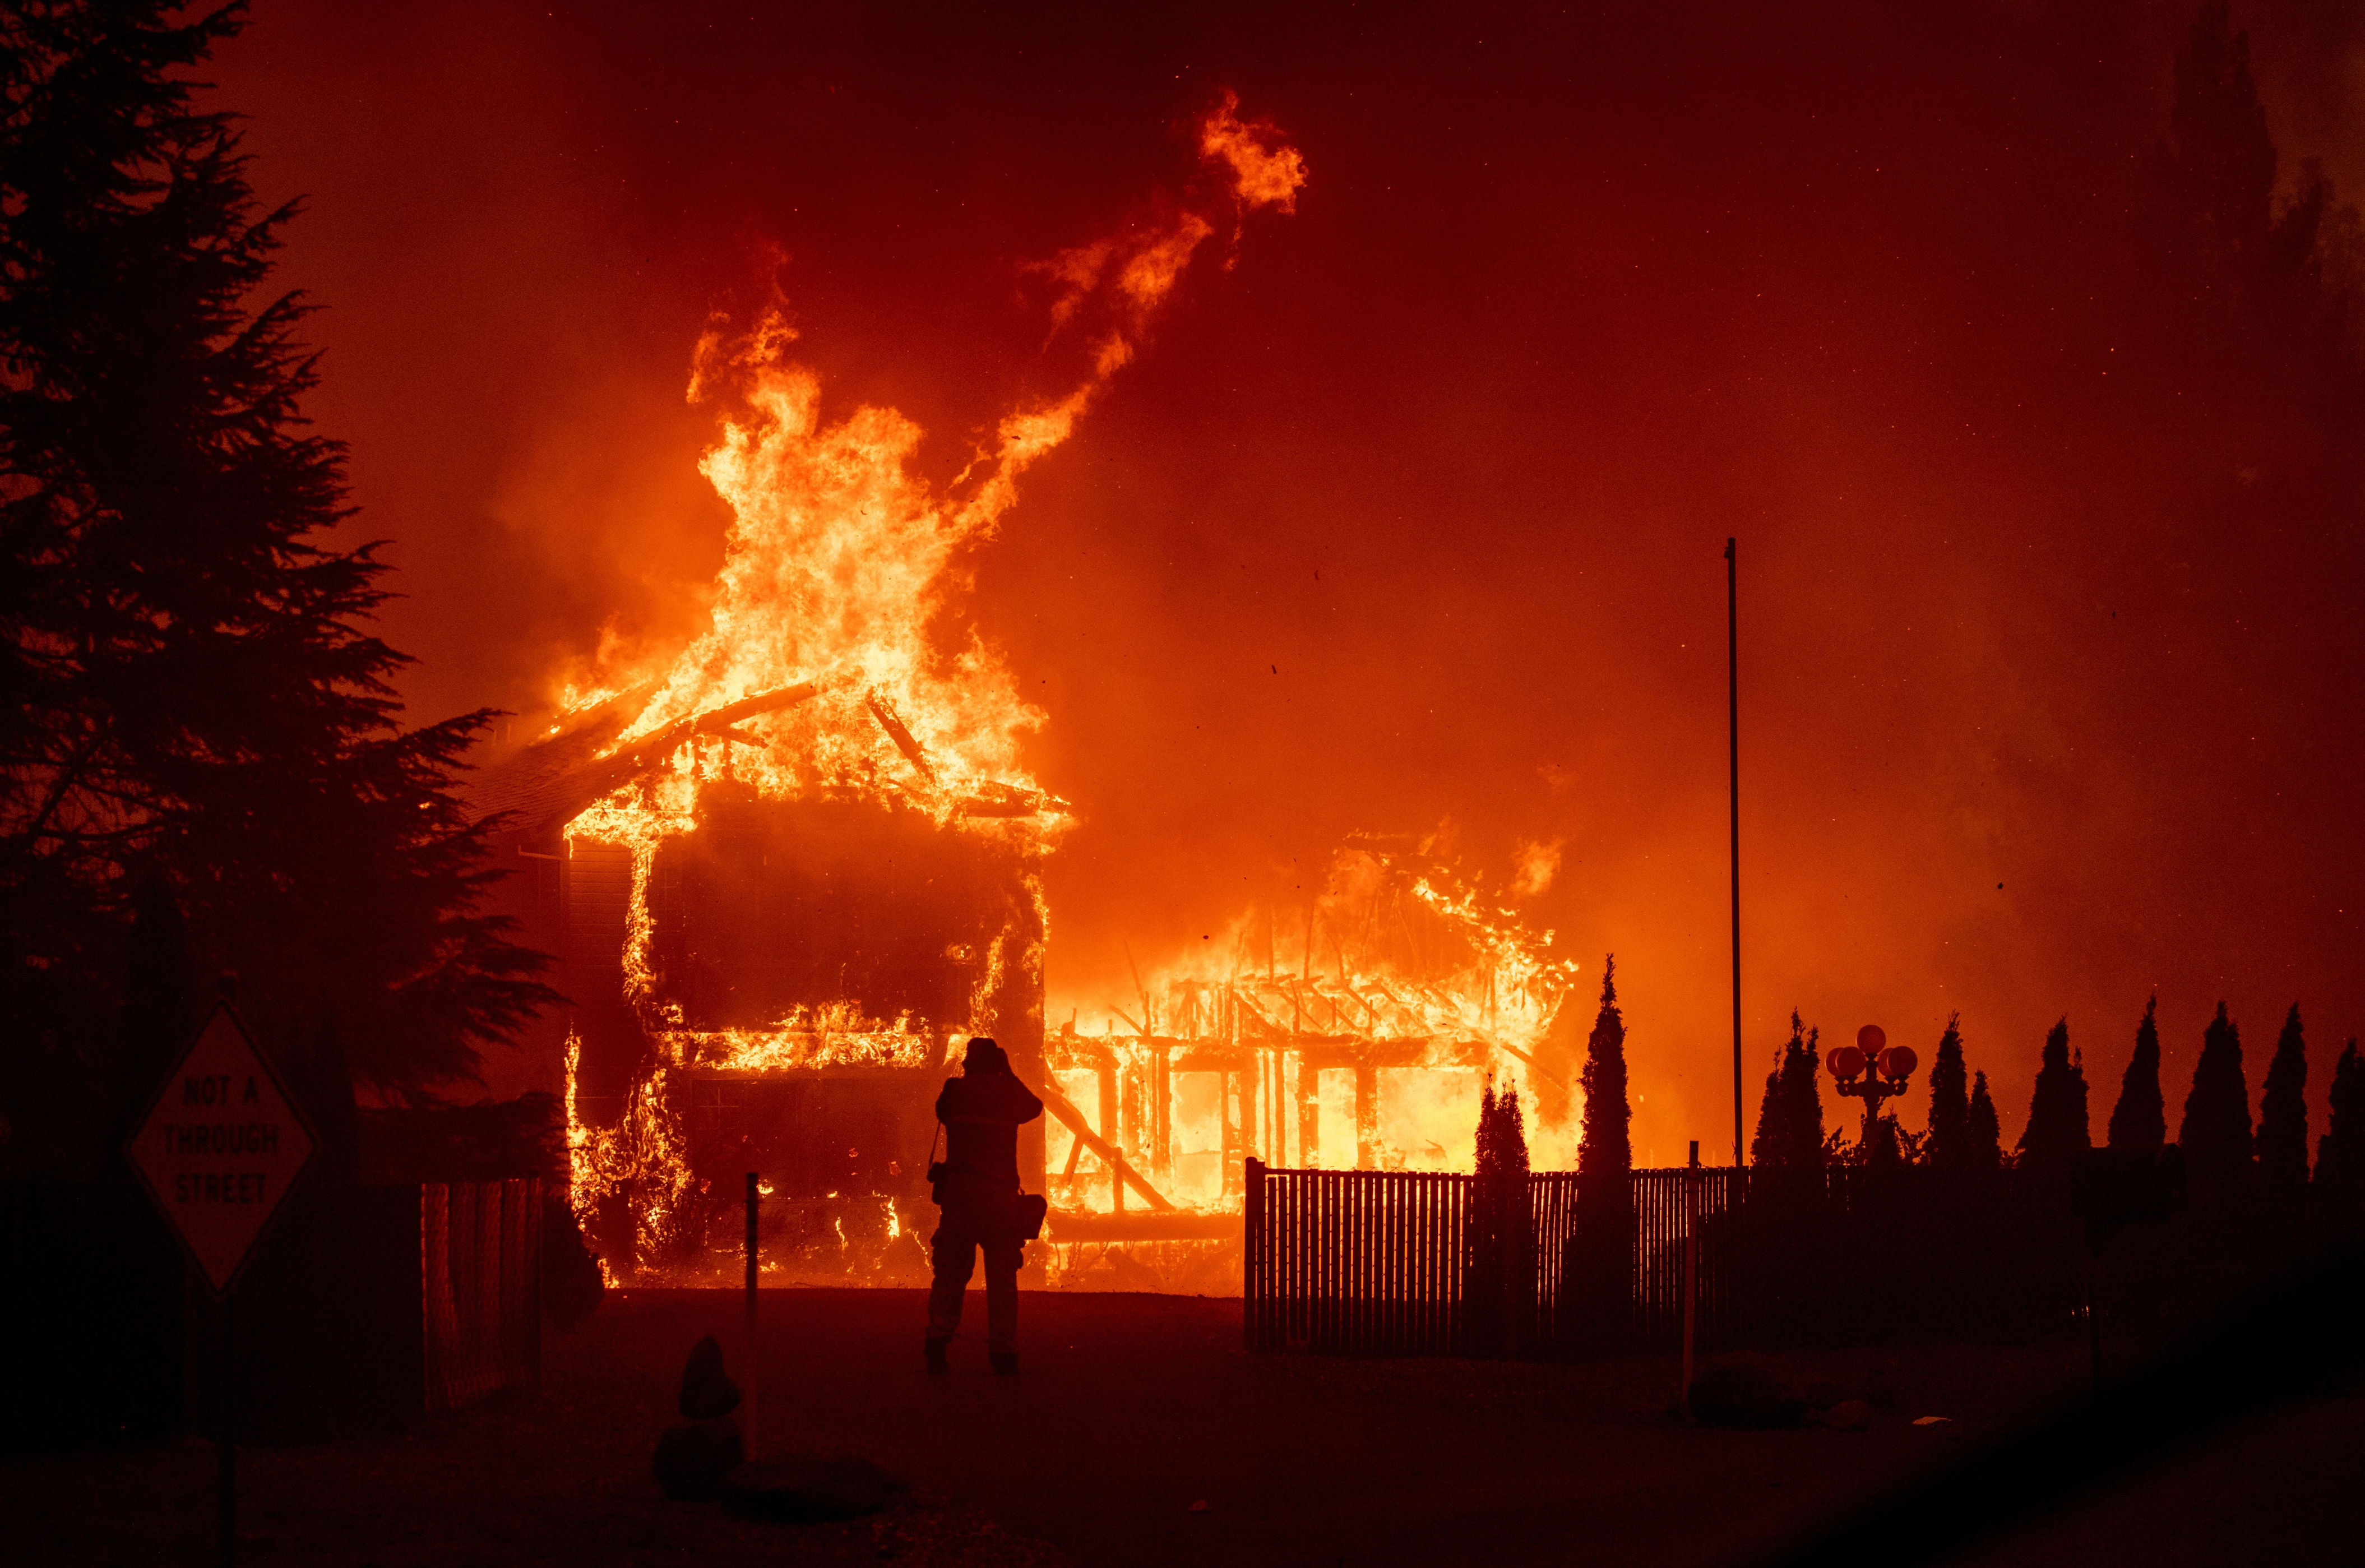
{"left": 1016, "top": 1189, "right": 1048, "bottom": 1242}
{"left": 926, "top": 1117, "right": 1047, "bottom": 1239}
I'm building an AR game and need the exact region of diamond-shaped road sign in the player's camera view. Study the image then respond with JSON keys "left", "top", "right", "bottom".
{"left": 128, "top": 1003, "right": 317, "bottom": 1294}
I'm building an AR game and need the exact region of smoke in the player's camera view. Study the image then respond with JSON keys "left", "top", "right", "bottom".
{"left": 1513, "top": 837, "right": 1565, "bottom": 897}
{"left": 208, "top": 3, "right": 2365, "bottom": 1164}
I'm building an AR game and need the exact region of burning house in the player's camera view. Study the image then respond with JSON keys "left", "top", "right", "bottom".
{"left": 1045, "top": 839, "right": 1589, "bottom": 1251}
{"left": 458, "top": 96, "right": 1588, "bottom": 1289}
{"left": 456, "top": 94, "right": 1312, "bottom": 1286}
{"left": 470, "top": 679, "right": 1053, "bottom": 1285}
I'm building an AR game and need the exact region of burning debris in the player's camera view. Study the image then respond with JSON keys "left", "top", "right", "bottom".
{"left": 1047, "top": 836, "right": 1587, "bottom": 1227}
{"left": 469, "top": 98, "right": 1307, "bottom": 1285}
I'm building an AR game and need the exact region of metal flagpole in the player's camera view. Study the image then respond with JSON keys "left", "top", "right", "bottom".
{"left": 1683, "top": 1140, "right": 1700, "bottom": 1414}
{"left": 1726, "top": 538, "right": 1744, "bottom": 1169}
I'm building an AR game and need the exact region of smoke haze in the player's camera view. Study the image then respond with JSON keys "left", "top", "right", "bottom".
{"left": 208, "top": 1, "right": 2365, "bottom": 1164}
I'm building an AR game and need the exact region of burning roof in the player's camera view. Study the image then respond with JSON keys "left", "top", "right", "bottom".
{"left": 461, "top": 96, "right": 1311, "bottom": 1283}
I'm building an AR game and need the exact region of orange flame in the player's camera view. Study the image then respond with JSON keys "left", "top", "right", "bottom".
{"left": 1201, "top": 91, "right": 1309, "bottom": 214}
{"left": 1048, "top": 839, "right": 1585, "bottom": 1210}
{"left": 557, "top": 101, "right": 1305, "bottom": 1276}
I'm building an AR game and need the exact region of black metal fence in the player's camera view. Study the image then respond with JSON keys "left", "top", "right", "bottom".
{"left": 1244, "top": 1162, "right": 1737, "bottom": 1356}
{"left": 1246, "top": 1162, "right": 1809, "bottom": 1358}
{"left": 1243, "top": 1165, "right": 1473, "bottom": 1354}
{"left": 1632, "top": 1167, "right": 1744, "bottom": 1348}
{"left": 420, "top": 1178, "right": 544, "bottom": 1412}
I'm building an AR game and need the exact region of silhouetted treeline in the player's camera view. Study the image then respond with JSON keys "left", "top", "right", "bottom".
{"left": 1, "top": 0, "right": 557, "bottom": 1185}
{"left": 1698, "top": 991, "right": 2365, "bottom": 1355}
{"left": 1, "top": 1, "right": 560, "bottom": 1450}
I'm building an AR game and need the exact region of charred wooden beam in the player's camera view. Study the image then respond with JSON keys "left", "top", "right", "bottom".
{"left": 863, "top": 691, "right": 938, "bottom": 784}
{"left": 1494, "top": 1040, "right": 1572, "bottom": 1091}
{"left": 955, "top": 791, "right": 1040, "bottom": 818}
{"left": 555, "top": 681, "right": 822, "bottom": 827}
{"left": 1034, "top": 1076, "right": 1176, "bottom": 1211}
{"left": 1043, "top": 1035, "right": 1119, "bottom": 1071}
{"left": 1124, "top": 942, "right": 1154, "bottom": 1034}
{"left": 1047, "top": 1209, "right": 1234, "bottom": 1242}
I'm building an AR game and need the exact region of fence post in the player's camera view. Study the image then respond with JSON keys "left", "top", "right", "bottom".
{"left": 1243, "top": 1158, "right": 1264, "bottom": 1350}
{"left": 1683, "top": 1143, "right": 1700, "bottom": 1415}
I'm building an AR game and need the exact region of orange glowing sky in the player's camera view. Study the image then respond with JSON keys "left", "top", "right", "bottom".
{"left": 207, "top": 1, "right": 2365, "bottom": 1164}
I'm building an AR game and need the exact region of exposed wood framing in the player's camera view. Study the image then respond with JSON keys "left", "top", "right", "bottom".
{"left": 1036, "top": 1076, "right": 1176, "bottom": 1211}
{"left": 863, "top": 690, "right": 937, "bottom": 784}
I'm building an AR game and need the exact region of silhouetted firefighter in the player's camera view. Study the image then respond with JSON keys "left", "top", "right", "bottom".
{"left": 924, "top": 1038, "right": 1044, "bottom": 1375}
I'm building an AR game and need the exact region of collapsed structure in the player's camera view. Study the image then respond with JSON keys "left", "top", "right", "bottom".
{"left": 470, "top": 680, "right": 1052, "bottom": 1285}
{"left": 459, "top": 94, "right": 1315, "bottom": 1287}
{"left": 460, "top": 98, "right": 1588, "bottom": 1289}
{"left": 473, "top": 696, "right": 1588, "bottom": 1288}
{"left": 1045, "top": 839, "right": 1586, "bottom": 1242}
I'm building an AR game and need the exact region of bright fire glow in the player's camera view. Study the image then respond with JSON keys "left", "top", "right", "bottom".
{"left": 1047, "top": 838, "right": 1585, "bottom": 1211}
{"left": 559, "top": 98, "right": 1307, "bottom": 1279}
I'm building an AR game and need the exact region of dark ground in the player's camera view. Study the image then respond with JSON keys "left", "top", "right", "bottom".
{"left": 10, "top": 1288, "right": 2361, "bottom": 1566}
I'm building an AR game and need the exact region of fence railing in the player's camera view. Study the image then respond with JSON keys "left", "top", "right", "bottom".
{"left": 1631, "top": 1167, "right": 1744, "bottom": 1348}
{"left": 1246, "top": 1161, "right": 1742, "bottom": 1357}
{"left": 1244, "top": 1164, "right": 1473, "bottom": 1354}
{"left": 420, "top": 1178, "right": 543, "bottom": 1411}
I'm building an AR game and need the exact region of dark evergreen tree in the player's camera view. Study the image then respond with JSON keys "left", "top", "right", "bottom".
{"left": 1577, "top": 957, "right": 1630, "bottom": 1181}
{"left": 1496, "top": 1086, "right": 1529, "bottom": 1182}
{"left": 2178, "top": 1002, "right": 2253, "bottom": 1196}
{"left": 1748, "top": 1012, "right": 1824, "bottom": 1172}
{"left": 1565, "top": 959, "right": 1632, "bottom": 1350}
{"left": 1858, "top": 1112, "right": 1906, "bottom": 1171}
{"left": 1748, "top": 1052, "right": 1782, "bottom": 1167}
{"left": 1467, "top": 1079, "right": 1531, "bottom": 1356}
{"left": 2018, "top": 1018, "right": 2091, "bottom": 1185}
{"left": 0, "top": 1, "right": 555, "bottom": 1123}
{"left": 1967, "top": 1071, "right": 2003, "bottom": 1172}
{"left": 1472, "top": 1076, "right": 1530, "bottom": 1185}
{"left": 2255, "top": 1003, "right": 2309, "bottom": 1196}
{"left": 2314, "top": 1041, "right": 2365, "bottom": 1206}
{"left": 1926, "top": 1012, "right": 1970, "bottom": 1172}
{"left": 116, "top": 872, "right": 197, "bottom": 1117}
{"left": 2108, "top": 996, "right": 2168, "bottom": 1152}
{"left": 1475, "top": 1077, "right": 1500, "bottom": 1175}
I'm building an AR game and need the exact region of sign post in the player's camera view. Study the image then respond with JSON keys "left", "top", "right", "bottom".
{"left": 127, "top": 1001, "right": 317, "bottom": 1567}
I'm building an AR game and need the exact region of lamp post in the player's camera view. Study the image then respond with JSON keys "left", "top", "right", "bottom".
{"left": 1826, "top": 1024, "right": 1917, "bottom": 1151}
